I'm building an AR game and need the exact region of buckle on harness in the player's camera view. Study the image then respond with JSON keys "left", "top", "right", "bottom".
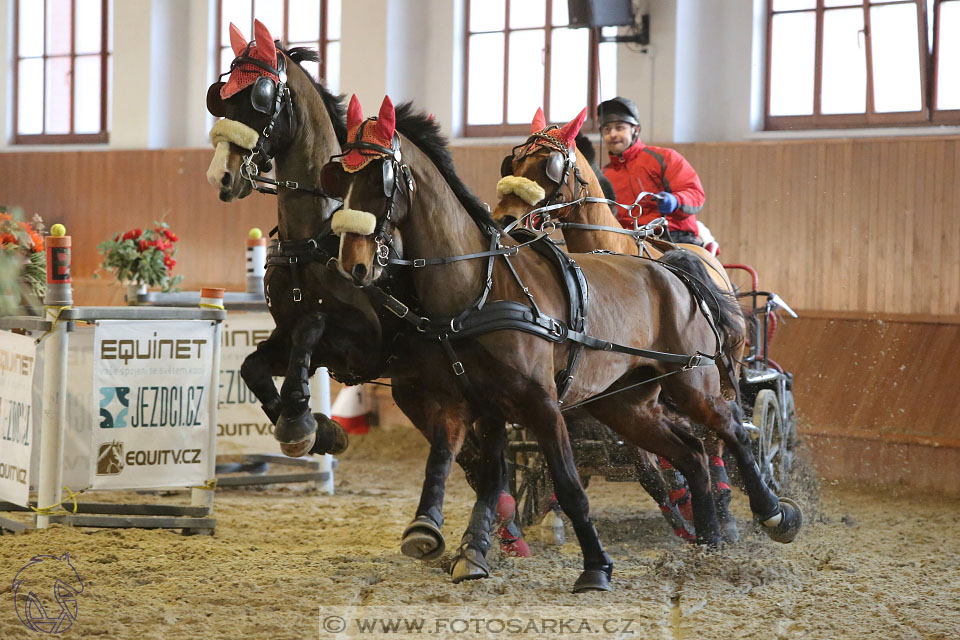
{"left": 452, "top": 361, "right": 465, "bottom": 376}
{"left": 683, "top": 354, "right": 703, "bottom": 371}
{"left": 293, "top": 288, "right": 302, "bottom": 302}
{"left": 386, "top": 297, "right": 408, "bottom": 318}
{"left": 413, "top": 258, "right": 426, "bottom": 268}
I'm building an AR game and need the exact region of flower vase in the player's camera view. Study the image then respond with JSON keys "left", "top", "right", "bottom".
{"left": 125, "top": 282, "right": 148, "bottom": 306}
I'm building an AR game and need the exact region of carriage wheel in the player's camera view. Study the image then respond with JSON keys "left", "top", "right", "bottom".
{"left": 780, "top": 389, "right": 797, "bottom": 477}
{"left": 751, "top": 389, "right": 789, "bottom": 493}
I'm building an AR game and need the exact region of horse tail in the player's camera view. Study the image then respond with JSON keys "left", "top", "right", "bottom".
{"left": 657, "top": 250, "right": 745, "bottom": 353}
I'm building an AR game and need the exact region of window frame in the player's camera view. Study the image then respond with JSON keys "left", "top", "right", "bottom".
{"left": 764, "top": 0, "right": 960, "bottom": 130}
{"left": 12, "top": 0, "right": 111, "bottom": 145}
{"left": 462, "top": 0, "right": 607, "bottom": 137}
{"left": 216, "top": 0, "right": 339, "bottom": 85}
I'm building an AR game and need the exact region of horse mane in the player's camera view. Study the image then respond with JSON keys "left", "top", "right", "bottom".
{"left": 575, "top": 132, "right": 617, "bottom": 204}
{"left": 283, "top": 45, "right": 348, "bottom": 146}
{"left": 394, "top": 102, "right": 499, "bottom": 234}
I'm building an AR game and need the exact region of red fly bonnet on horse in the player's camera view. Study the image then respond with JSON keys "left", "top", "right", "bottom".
{"left": 221, "top": 20, "right": 280, "bottom": 99}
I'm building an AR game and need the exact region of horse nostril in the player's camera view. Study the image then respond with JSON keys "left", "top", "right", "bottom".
{"left": 221, "top": 174, "right": 231, "bottom": 187}
{"left": 351, "top": 263, "right": 367, "bottom": 282}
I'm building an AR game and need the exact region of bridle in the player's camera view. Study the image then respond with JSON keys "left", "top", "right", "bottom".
{"left": 206, "top": 46, "right": 329, "bottom": 199}
{"left": 500, "top": 128, "right": 590, "bottom": 219}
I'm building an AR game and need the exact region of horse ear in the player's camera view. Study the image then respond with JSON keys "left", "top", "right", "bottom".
{"left": 253, "top": 20, "right": 277, "bottom": 64}
{"left": 558, "top": 107, "right": 588, "bottom": 147}
{"left": 347, "top": 94, "right": 363, "bottom": 130}
{"left": 229, "top": 23, "right": 247, "bottom": 57}
{"left": 531, "top": 107, "right": 546, "bottom": 133}
{"left": 375, "top": 95, "right": 396, "bottom": 141}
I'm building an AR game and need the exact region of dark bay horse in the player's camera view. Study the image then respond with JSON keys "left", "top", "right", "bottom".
{"left": 327, "top": 95, "right": 802, "bottom": 592}
{"left": 204, "top": 22, "right": 528, "bottom": 556}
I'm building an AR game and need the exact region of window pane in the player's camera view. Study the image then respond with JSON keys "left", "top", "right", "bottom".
{"left": 107, "top": 54, "right": 113, "bottom": 130}
{"left": 220, "top": 47, "right": 234, "bottom": 74}
{"left": 222, "top": 0, "right": 252, "bottom": 46}
{"left": 327, "top": 0, "right": 341, "bottom": 40}
{"left": 510, "top": 0, "right": 545, "bottom": 29}
{"left": 552, "top": 0, "right": 568, "bottom": 25}
{"left": 18, "top": 59, "right": 44, "bottom": 134}
{"left": 46, "top": 0, "right": 72, "bottom": 56}
{"left": 507, "top": 30, "right": 545, "bottom": 123}
{"left": 298, "top": 55, "right": 319, "bottom": 82}
{"left": 871, "top": 3, "right": 922, "bottom": 112}
{"left": 599, "top": 29, "right": 618, "bottom": 102}
{"left": 769, "top": 12, "right": 816, "bottom": 115}
{"left": 18, "top": 0, "right": 44, "bottom": 57}
{"left": 288, "top": 0, "right": 320, "bottom": 42}
{"left": 821, "top": 8, "right": 866, "bottom": 114}
{"left": 75, "top": 0, "right": 103, "bottom": 54}
{"left": 74, "top": 55, "right": 101, "bottom": 133}
{"left": 107, "top": 0, "right": 113, "bottom": 51}
{"left": 467, "top": 33, "right": 505, "bottom": 124}
{"left": 45, "top": 56, "right": 72, "bottom": 134}
{"left": 549, "top": 28, "right": 589, "bottom": 122}
{"left": 470, "top": 0, "right": 504, "bottom": 32}
{"left": 938, "top": 1, "right": 960, "bottom": 109}
{"left": 773, "top": 0, "right": 816, "bottom": 9}
{"left": 325, "top": 41, "right": 340, "bottom": 92}
{"left": 254, "top": 0, "right": 283, "bottom": 37}
{"left": 824, "top": 0, "right": 861, "bottom": 6}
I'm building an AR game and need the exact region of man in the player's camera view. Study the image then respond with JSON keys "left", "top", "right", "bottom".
{"left": 599, "top": 97, "right": 705, "bottom": 246}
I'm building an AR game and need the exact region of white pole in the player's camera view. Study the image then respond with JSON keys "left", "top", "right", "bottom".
{"left": 313, "top": 367, "right": 335, "bottom": 495}
{"left": 192, "top": 319, "right": 222, "bottom": 512}
{"left": 36, "top": 319, "right": 68, "bottom": 529}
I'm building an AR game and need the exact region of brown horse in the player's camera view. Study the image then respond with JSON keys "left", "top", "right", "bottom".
{"left": 492, "top": 109, "right": 746, "bottom": 541}
{"left": 327, "top": 95, "right": 802, "bottom": 593}
{"left": 203, "top": 23, "right": 530, "bottom": 556}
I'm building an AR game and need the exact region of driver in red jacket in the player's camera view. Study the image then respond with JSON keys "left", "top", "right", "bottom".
{"left": 599, "top": 97, "right": 705, "bottom": 246}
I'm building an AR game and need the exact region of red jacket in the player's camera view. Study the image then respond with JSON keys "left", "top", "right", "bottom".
{"left": 602, "top": 140, "right": 705, "bottom": 234}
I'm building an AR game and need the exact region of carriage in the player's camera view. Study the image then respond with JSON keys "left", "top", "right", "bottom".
{"left": 506, "top": 261, "right": 800, "bottom": 528}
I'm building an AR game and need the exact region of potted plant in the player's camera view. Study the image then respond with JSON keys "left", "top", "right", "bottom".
{"left": 0, "top": 206, "right": 46, "bottom": 315}
{"left": 97, "top": 221, "right": 183, "bottom": 303}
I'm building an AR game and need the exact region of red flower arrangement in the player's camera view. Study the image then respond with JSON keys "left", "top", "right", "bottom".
{"left": 97, "top": 222, "right": 183, "bottom": 291}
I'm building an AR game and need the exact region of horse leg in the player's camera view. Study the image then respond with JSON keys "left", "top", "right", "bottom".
{"left": 239, "top": 329, "right": 287, "bottom": 425}
{"left": 666, "top": 377, "right": 803, "bottom": 543}
{"left": 450, "top": 416, "right": 508, "bottom": 583}
{"left": 456, "top": 427, "right": 531, "bottom": 558}
{"left": 519, "top": 395, "right": 613, "bottom": 593}
{"left": 274, "top": 313, "right": 348, "bottom": 457}
{"left": 587, "top": 397, "right": 722, "bottom": 547}
{"left": 630, "top": 448, "right": 696, "bottom": 542}
{"left": 393, "top": 384, "right": 468, "bottom": 561}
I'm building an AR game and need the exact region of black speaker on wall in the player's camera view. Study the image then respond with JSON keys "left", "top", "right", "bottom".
{"left": 567, "top": 0, "right": 634, "bottom": 28}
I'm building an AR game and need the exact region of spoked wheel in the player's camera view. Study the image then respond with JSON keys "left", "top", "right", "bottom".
{"left": 507, "top": 427, "right": 554, "bottom": 528}
{"left": 751, "top": 389, "right": 791, "bottom": 493}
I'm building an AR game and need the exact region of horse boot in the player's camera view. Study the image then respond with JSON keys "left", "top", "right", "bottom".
{"left": 711, "top": 455, "right": 739, "bottom": 543}
{"left": 494, "top": 492, "right": 531, "bottom": 558}
{"left": 659, "top": 457, "right": 695, "bottom": 536}
{"left": 451, "top": 502, "right": 495, "bottom": 584}
{"left": 759, "top": 497, "right": 804, "bottom": 543}
{"left": 308, "top": 413, "right": 349, "bottom": 455}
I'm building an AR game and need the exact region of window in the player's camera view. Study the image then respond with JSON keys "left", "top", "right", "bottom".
{"left": 765, "top": 0, "right": 960, "bottom": 129}
{"left": 13, "top": 0, "right": 112, "bottom": 144}
{"left": 218, "top": 0, "right": 341, "bottom": 92}
{"left": 464, "top": 0, "right": 618, "bottom": 136}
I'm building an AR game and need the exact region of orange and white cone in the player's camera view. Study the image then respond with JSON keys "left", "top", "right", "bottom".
{"left": 331, "top": 385, "right": 370, "bottom": 435}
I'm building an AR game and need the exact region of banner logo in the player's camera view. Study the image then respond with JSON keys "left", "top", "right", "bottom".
{"left": 98, "top": 387, "right": 130, "bottom": 429}
{"left": 96, "top": 442, "right": 124, "bottom": 476}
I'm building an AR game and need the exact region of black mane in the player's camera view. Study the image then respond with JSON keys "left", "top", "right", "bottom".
{"left": 394, "top": 103, "right": 499, "bottom": 233}
{"left": 283, "top": 45, "right": 347, "bottom": 146}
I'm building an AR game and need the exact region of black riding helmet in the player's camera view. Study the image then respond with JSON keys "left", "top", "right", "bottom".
{"left": 597, "top": 97, "right": 640, "bottom": 128}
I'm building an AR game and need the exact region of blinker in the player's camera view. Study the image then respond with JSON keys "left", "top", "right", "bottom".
{"left": 382, "top": 159, "right": 396, "bottom": 198}
{"left": 545, "top": 151, "right": 565, "bottom": 184}
{"left": 250, "top": 75, "right": 277, "bottom": 115}
{"left": 206, "top": 82, "right": 226, "bottom": 117}
{"left": 500, "top": 155, "right": 514, "bottom": 178}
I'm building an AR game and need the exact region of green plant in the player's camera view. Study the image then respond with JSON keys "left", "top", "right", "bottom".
{"left": 97, "top": 221, "right": 183, "bottom": 292}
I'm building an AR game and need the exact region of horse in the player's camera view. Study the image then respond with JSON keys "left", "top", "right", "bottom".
{"left": 493, "top": 109, "right": 748, "bottom": 540}
{"left": 325, "top": 94, "right": 803, "bottom": 592}
{"left": 203, "top": 21, "right": 529, "bottom": 556}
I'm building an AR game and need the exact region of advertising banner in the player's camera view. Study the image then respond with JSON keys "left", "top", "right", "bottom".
{"left": 91, "top": 320, "right": 216, "bottom": 489}
{"left": 0, "top": 330, "right": 38, "bottom": 506}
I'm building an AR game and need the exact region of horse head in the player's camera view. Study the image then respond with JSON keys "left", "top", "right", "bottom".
{"left": 492, "top": 107, "right": 593, "bottom": 229}
{"left": 321, "top": 95, "right": 414, "bottom": 286}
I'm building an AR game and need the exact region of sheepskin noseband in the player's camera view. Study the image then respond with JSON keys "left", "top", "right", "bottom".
{"left": 209, "top": 118, "right": 260, "bottom": 150}
{"left": 497, "top": 176, "right": 546, "bottom": 206}
{"left": 332, "top": 209, "right": 378, "bottom": 236}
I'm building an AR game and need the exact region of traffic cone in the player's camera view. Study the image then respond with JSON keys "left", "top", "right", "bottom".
{"left": 331, "top": 385, "right": 370, "bottom": 435}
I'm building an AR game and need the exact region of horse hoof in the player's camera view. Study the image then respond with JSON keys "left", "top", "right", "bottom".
{"left": 720, "top": 518, "right": 740, "bottom": 544}
{"left": 762, "top": 497, "right": 803, "bottom": 543}
{"left": 276, "top": 409, "right": 317, "bottom": 450}
{"left": 401, "top": 517, "right": 446, "bottom": 561}
{"left": 309, "top": 414, "right": 349, "bottom": 455}
{"left": 279, "top": 433, "right": 315, "bottom": 458}
{"left": 450, "top": 546, "right": 490, "bottom": 584}
{"left": 572, "top": 569, "right": 612, "bottom": 593}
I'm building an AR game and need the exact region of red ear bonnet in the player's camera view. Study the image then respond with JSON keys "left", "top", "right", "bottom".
{"left": 220, "top": 20, "right": 281, "bottom": 99}
{"left": 531, "top": 107, "right": 546, "bottom": 134}
{"left": 341, "top": 95, "right": 399, "bottom": 172}
{"left": 557, "top": 108, "right": 588, "bottom": 147}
